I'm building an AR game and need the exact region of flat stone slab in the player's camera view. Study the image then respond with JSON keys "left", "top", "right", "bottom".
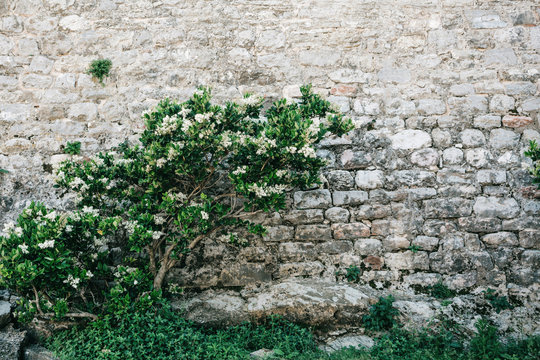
{"left": 174, "top": 279, "right": 379, "bottom": 327}
{"left": 322, "top": 335, "right": 375, "bottom": 352}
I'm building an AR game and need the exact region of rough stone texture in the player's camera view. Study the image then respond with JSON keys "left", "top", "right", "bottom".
{"left": 24, "top": 345, "right": 58, "bottom": 360}
{"left": 0, "top": 325, "right": 27, "bottom": 360}
{"left": 0, "top": 302, "right": 9, "bottom": 329}
{"left": 0, "top": 0, "right": 539, "bottom": 327}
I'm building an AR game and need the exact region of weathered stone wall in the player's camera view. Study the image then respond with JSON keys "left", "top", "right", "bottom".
{"left": 1, "top": 0, "right": 539, "bottom": 301}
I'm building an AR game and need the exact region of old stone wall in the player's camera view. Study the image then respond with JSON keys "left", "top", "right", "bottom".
{"left": 0, "top": 0, "right": 539, "bottom": 301}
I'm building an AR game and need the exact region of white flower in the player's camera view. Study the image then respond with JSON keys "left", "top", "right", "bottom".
{"left": 14, "top": 227, "right": 23, "bottom": 237}
{"left": 154, "top": 216, "right": 166, "bottom": 225}
{"left": 200, "top": 211, "right": 209, "bottom": 220}
{"left": 239, "top": 95, "right": 260, "bottom": 106}
{"left": 93, "top": 157, "right": 105, "bottom": 166}
{"left": 194, "top": 113, "right": 205, "bottom": 123}
{"left": 2, "top": 221, "right": 15, "bottom": 234}
{"left": 232, "top": 166, "right": 247, "bottom": 175}
{"left": 284, "top": 146, "right": 297, "bottom": 154}
{"left": 298, "top": 145, "right": 316, "bottom": 158}
{"left": 86, "top": 270, "right": 94, "bottom": 279}
{"left": 37, "top": 240, "right": 55, "bottom": 249}
{"left": 156, "top": 158, "right": 167, "bottom": 168}
{"left": 152, "top": 231, "right": 163, "bottom": 240}
{"left": 82, "top": 206, "right": 99, "bottom": 216}
{"left": 18, "top": 244, "right": 29, "bottom": 254}
{"left": 63, "top": 274, "right": 80, "bottom": 289}
{"left": 155, "top": 115, "right": 179, "bottom": 136}
{"left": 133, "top": 280, "right": 138, "bottom": 285}
{"left": 179, "top": 106, "right": 190, "bottom": 118}
{"left": 44, "top": 211, "right": 57, "bottom": 220}
{"left": 276, "top": 170, "right": 288, "bottom": 178}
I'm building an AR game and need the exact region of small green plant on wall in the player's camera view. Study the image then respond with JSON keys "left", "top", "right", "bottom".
{"left": 87, "top": 58, "right": 112, "bottom": 85}
{"left": 64, "top": 141, "right": 81, "bottom": 155}
{"left": 524, "top": 140, "right": 540, "bottom": 188}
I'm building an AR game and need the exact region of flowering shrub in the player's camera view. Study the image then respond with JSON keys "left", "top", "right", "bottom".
{"left": 0, "top": 85, "right": 354, "bottom": 320}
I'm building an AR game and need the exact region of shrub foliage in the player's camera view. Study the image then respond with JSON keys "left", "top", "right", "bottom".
{"left": 0, "top": 85, "right": 354, "bottom": 321}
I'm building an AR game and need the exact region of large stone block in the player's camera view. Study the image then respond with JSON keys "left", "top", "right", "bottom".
{"left": 332, "top": 223, "right": 370, "bottom": 239}
{"left": 294, "top": 190, "right": 332, "bottom": 209}
{"left": 390, "top": 130, "right": 431, "bottom": 150}
{"left": 424, "top": 198, "right": 474, "bottom": 218}
{"left": 333, "top": 191, "right": 368, "bottom": 206}
{"left": 296, "top": 225, "right": 332, "bottom": 241}
{"left": 473, "top": 197, "right": 520, "bottom": 219}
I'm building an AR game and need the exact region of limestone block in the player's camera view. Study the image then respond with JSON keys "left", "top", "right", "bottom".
{"left": 473, "top": 196, "right": 520, "bottom": 219}
{"left": 332, "top": 223, "right": 370, "bottom": 240}
{"left": 294, "top": 190, "right": 332, "bottom": 209}
{"left": 489, "top": 129, "right": 520, "bottom": 149}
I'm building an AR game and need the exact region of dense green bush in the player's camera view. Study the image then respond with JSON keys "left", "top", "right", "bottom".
{"left": 0, "top": 85, "right": 354, "bottom": 322}
{"left": 87, "top": 59, "right": 112, "bottom": 85}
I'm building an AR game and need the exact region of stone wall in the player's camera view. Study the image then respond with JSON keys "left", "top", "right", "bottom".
{"left": 0, "top": 0, "right": 539, "bottom": 302}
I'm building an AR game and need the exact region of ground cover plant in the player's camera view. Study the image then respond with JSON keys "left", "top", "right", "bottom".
{"left": 48, "top": 310, "right": 540, "bottom": 360}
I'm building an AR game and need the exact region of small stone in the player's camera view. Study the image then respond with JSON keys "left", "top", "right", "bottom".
{"left": 364, "top": 256, "right": 384, "bottom": 270}
{"left": 355, "top": 170, "right": 385, "bottom": 189}
{"left": 502, "top": 115, "right": 533, "bottom": 128}
{"left": 424, "top": 198, "right": 474, "bottom": 218}
{"left": 263, "top": 226, "right": 294, "bottom": 242}
{"left": 465, "top": 148, "right": 489, "bottom": 168}
{"left": 383, "top": 236, "right": 410, "bottom": 250}
{"left": 410, "top": 148, "right": 439, "bottom": 167}
{"left": 442, "top": 148, "right": 464, "bottom": 165}
{"left": 332, "top": 223, "right": 370, "bottom": 240}
{"left": 250, "top": 349, "right": 275, "bottom": 359}
{"left": 521, "top": 98, "right": 540, "bottom": 113}
{"left": 412, "top": 236, "right": 439, "bottom": 251}
{"left": 485, "top": 48, "right": 518, "bottom": 65}
{"left": 377, "top": 67, "right": 411, "bottom": 83}
{"left": 489, "top": 94, "right": 515, "bottom": 114}
{"left": 519, "top": 230, "right": 539, "bottom": 249}
{"left": 504, "top": 82, "right": 537, "bottom": 96}
{"left": 59, "top": 15, "right": 88, "bottom": 31}
{"left": 482, "top": 232, "right": 518, "bottom": 247}
{"left": 476, "top": 170, "right": 506, "bottom": 185}
{"left": 489, "top": 129, "right": 520, "bottom": 149}
{"left": 473, "top": 197, "right": 520, "bottom": 219}
{"left": 279, "top": 243, "right": 315, "bottom": 262}
{"left": 68, "top": 103, "right": 98, "bottom": 121}
{"left": 467, "top": 10, "right": 507, "bottom": 29}
{"left": 449, "top": 84, "right": 475, "bottom": 96}
{"left": 326, "top": 170, "right": 354, "bottom": 190}
{"left": 355, "top": 238, "right": 382, "bottom": 255}
{"left": 325, "top": 207, "right": 350, "bottom": 223}
{"left": 384, "top": 251, "right": 429, "bottom": 270}
{"left": 333, "top": 191, "right": 368, "bottom": 206}
{"left": 331, "top": 85, "right": 357, "bottom": 97}
{"left": 296, "top": 225, "right": 332, "bottom": 241}
{"left": 0, "top": 325, "right": 26, "bottom": 359}
{"left": 460, "top": 129, "right": 486, "bottom": 148}
{"left": 324, "top": 336, "right": 374, "bottom": 352}
{"left": 417, "top": 99, "right": 446, "bottom": 115}
{"left": 340, "top": 150, "right": 371, "bottom": 169}
{"left": 474, "top": 115, "right": 501, "bottom": 129}
{"left": 283, "top": 210, "right": 324, "bottom": 224}
{"left": 390, "top": 130, "right": 431, "bottom": 150}
{"left": 28, "top": 55, "right": 54, "bottom": 74}
{"left": 24, "top": 345, "right": 58, "bottom": 360}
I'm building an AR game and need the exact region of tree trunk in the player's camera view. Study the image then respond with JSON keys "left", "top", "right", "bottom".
{"left": 153, "top": 263, "right": 168, "bottom": 290}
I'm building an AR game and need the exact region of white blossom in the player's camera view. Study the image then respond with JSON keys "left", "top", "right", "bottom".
{"left": 156, "top": 115, "right": 179, "bottom": 136}
{"left": 14, "top": 227, "right": 23, "bottom": 237}
{"left": 2, "top": 221, "right": 15, "bottom": 233}
{"left": 154, "top": 215, "right": 166, "bottom": 225}
{"left": 44, "top": 211, "right": 57, "bottom": 220}
{"left": 63, "top": 274, "right": 80, "bottom": 289}
{"left": 86, "top": 270, "right": 94, "bottom": 279}
{"left": 18, "top": 244, "right": 29, "bottom": 254}
{"left": 37, "top": 240, "right": 55, "bottom": 249}
{"left": 200, "top": 211, "right": 209, "bottom": 220}
{"left": 298, "top": 145, "right": 316, "bottom": 158}
{"left": 156, "top": 158, "right": 167, "bottom": 168}
{"left": 232, "top": 166, "right": 247, "bottom": 175}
